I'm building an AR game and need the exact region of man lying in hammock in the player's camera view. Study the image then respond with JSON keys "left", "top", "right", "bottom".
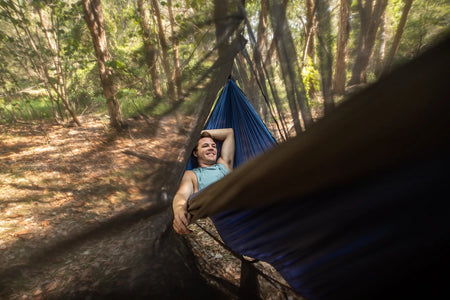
{"left": 172, "top": 128, "right": 235, "bottom": 234}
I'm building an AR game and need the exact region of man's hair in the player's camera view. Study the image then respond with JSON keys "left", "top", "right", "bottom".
{"left": 193, "top": 131, "right": 214, "bottom": 152}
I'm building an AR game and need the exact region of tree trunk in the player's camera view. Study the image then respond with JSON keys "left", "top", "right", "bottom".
{"left": 214, "top": 0, "right": 230, "bottom": 58}
{"left": 82, "top": 0, "right": 125, "bottom": 129}
{"left": 248, "top": 0, "right": 270, "bottom": 117}
{"left": 239, "top": 0, "right": 288, "bottom": 140}
{"left": 304, "top": 0, "right": 316, "bottom": 61}
{"left": 333, "top": 0, "right": 351, "bottom": 96}
{"left": 269, "top": 0, "right": 313, "bottom": 133}
{"left": 382, "top": 0, "right": 414, "bottom": 75}
{"left": 373, "top": 11, "right": 387, "bottom": 78}
{"left": 236, "top": 52, "right": 251, "bottom": 91}
{"left": 349, "top": 0, "right": 388, "bottom": 86}
{"left": 258, "top": 14, "right": 289, "bottom": 139}
{"left": 150, "top": 0, "right": 176, "bottom": 102}
{"left": 264, "top": 34, "right": 277, "bottom": 68}
{"left": 168, "top": 0, "right": 183, "bottom": 100}
{"left": 316, "top": 0, "right": 335, "bottom": 115}
{"left": 136, "top": 0, "right": 163, "bottom": 101}
{"left": 7, "top": 2, "right": 70, "bottom": 124}
{"left": 303, "top": 0, "right": 317, "bottom": 100}
{"left": 238, "top": 52, "right": 260, "bottom": 113}
{"left": 256, "top": 0, "right": 269, "bottom": 59}
{"left": 37, "top": 6, "right": 81, "bottom": 126}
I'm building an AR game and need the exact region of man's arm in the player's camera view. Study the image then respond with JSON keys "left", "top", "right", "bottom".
{"left": 202, "top": 128, "right": 235, "bottom": 170}
{"left": 172, "top": 171, "right": 196, "bottom": 234}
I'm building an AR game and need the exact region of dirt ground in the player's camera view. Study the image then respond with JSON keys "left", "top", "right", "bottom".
{"left": 0, "top": 115, "right": 302, "bottom": 300}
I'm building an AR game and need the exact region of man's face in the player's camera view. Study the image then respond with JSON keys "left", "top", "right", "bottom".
{"left": 194, "top": 137, "right": 217, "bottom": 165}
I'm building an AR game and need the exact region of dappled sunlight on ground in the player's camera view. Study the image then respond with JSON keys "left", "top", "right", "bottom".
{"left": 0, "top": 115, "right": 302, "bottom": 300}
{"left": 0, "top": 115, "right": 190, "bottom": 298}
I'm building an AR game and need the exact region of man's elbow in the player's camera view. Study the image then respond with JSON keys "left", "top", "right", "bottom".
{"left": 227, "top": 128, "right": 234, "bottom": 139}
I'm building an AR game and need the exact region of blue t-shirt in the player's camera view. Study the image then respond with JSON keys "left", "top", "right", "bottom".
{"left": 192, "top": 163, "right": 229, "bottom": 191}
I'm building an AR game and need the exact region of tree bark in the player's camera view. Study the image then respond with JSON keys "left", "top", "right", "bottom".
{"left": 373, "top": 11, "right": 387, "bottom": 78}
{"left": 382, "top": 0, "right": 414, "bottom": 75}
{"left": 303, "top": 0, "right": 317, "bottom": 100}
{"left": 333, "top": 0, "right": 351, "bottom": 96}
{"left": 248, "top": 0, "right": 270, "bottom": 116}
{"left": 214, "top": 0, "right": 230, "bottom": 58}
{"left": 237, "top": 51, "right": 260, "bottom": 113}
{"left": 148, "top": 0, "right": 176, "bottom": 102}
{"left": 349, "top": 0, "right": 388, "bottom": 86}
{"left": 316, "top": 0, "right": 335, "bottom": 115}
{"left": 150, "top": 0, "right": 176, "bottom": 102}
{"left": 304, "top": 0, "right": 316, "bottom": 61}
{"left": 168, "top": 0, "right": 183, "bottom": 100}
{"left": 269, "top": 0, "right": 313, "bottom": 133}
{"left": 256, "top": 0, "right": 269, "bottom": 59}
{"left": 82, "top": 0, "right": 125, "bottom": 129}
{"left": 136, "top": 0, "right": 163, "bottom": 101}
{"left": 239, "top": 0, "right": 288, "bottom": 140}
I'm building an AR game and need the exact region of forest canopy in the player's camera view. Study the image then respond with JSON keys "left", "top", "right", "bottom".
{"left": 0, "top": 0, "right": 448, "bottom": 136}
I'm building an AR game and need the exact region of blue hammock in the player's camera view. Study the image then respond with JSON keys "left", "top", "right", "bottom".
{"left": 186, "top": 79, "right": 278, "bottom": 170}
{"left": 186, "top": 77, "right": 450, "bottom": 299}
{"left": 187, "top": 79, "right": 318, "bottom": 294}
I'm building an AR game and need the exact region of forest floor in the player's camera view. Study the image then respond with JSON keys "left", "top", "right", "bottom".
{"left": 0, "top": 114, "right": 302, "bottom": 300}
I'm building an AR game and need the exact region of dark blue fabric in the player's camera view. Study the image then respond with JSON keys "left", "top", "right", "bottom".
{"left": 211, "top": 155, "right": 450, "bottom": 299}
{"left": 186, "top": 79, "right": 279, "bottom": 270}
{"left": 185, "top": 79, "right": 450, "bottom": 299}
{"left": 186, "top": 79, "right": 277, "bottom": 170}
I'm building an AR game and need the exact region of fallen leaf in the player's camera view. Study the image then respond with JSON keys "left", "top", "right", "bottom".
{"left": 12, "top": 229, "right": 33, "bottom": 237}
{"left": 32, "top": 289, "right": 42, "bottom": 296}
{"left": 45, "top": 281, "right": 58, "bottom": 292}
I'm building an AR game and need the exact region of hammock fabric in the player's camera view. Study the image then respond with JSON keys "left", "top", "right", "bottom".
{"left": 186, "top": 79, "right": 278, "bottom": 170}
{"left": 186, "top": 39, "right": 450, "bottom": 300}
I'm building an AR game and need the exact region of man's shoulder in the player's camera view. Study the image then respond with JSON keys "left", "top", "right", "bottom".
{"left": 183, "top": 170, "right": 197, "bottom": 180}
{"left": 216, "top": 159, "right": 232, "bottom": 172}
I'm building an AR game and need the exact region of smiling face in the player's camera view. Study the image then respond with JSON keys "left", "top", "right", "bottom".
{"left": 194, "top": 137, "right": 217, "bottom": 167}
